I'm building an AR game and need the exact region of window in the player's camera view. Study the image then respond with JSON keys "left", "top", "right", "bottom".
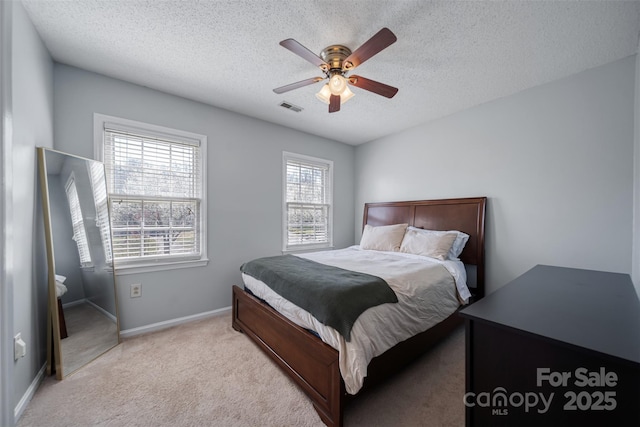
{"left": 88, "top": 161, "right": 112, "bottom": 265}
{"left": 94, "top": 114, "right": 207, "bottom": 273}
{"left": 65, "top": 173, "right": 92, "bottom": 267}
{"left": 283, "top": 152, "right": 333, "bottom": 251}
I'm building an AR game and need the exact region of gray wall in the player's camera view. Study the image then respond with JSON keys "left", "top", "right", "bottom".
{"left": 53, "top": 64, "right": 356, "bottom": 331}
{"left": 9, "top": 0, "right": 53, "bottom": 421}
{"left": 356, "top": 56, "right": 636, "bottom": 295}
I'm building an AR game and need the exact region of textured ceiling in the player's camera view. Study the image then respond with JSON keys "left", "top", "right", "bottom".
{"left": 21, "top": 0, "right": 640, "bottom": 145}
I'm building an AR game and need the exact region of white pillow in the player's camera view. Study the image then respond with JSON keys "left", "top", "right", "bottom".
{"left": 55, "top": 282, "right": 68, "bottom": 298}
{"left": 407, "top": 227, "right": 469, "bottom": 259}
{"left": 400, "top": 228, "right": 457, "bottom": 260}
{"left": 360, "top": 223, "right": 408, "bottom": 252}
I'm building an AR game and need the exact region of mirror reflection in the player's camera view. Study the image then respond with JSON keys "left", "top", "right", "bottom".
{"left": 38, "top": 148, "right": 120, "bottom": 379}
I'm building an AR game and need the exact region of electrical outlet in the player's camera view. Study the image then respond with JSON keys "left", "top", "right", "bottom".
{"left": 130, "top": 283, "right": 142, "bottom": 298}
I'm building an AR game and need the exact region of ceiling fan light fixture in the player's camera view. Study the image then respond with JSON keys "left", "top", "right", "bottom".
{"left": 315, "top": 84, "right": 332, "bottom": 104}
{"left": 329, "top": 74, "right": 348, "bottom": 95}
{"left": 340, "top": 85, "right": 355, "bottom": 103}
{"left": 315, "top": 83, "right": 354, "bottom": 105}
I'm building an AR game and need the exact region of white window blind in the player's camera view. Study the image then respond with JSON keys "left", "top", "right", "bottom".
{"left": 103, "top": 125, "right": 202, "bottom": 263}
{"left": 283, "top": 153, "right": 333, "bottom": 250}
{"left": 88, "top": 161, "right": 113, "bottom": 265}
{"left": 65, "top": 174, "right": 92, "bottom": 267}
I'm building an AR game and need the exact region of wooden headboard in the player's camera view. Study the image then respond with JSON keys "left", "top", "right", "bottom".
{"left": 363, "top": 197, "right": 487, "bottom": 300}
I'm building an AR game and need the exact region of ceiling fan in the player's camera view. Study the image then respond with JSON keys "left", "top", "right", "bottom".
{"left": 273, "top": 28, "right": 399, "bottom": 113}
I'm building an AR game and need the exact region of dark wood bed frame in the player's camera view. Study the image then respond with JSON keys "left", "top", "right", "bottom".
{"left": 232, "top": 197, "right": 486, "bottom": 427}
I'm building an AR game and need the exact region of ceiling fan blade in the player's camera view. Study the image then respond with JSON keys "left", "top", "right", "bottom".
{"left": 342, "top": 28, "right": 397, "bottom": 71}
{"left": 280, "top": 39, "right": 329, "bottom": 70}
{"left": 273, "top": 77, "right": 324, "bottom": 94}
{"left": 348, "top": 75, "right": 398, "bottom": 98}
{"left": 329, "top": 94, "right": 340, "bottom": 113}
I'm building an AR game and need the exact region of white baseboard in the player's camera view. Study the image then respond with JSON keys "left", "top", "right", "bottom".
{"left": 62, "top": 298, "right": 117, "bottom": 323}
{"left": 119, "top": 306, "right": 232, "bottom": 338}
{"left": 85, "top": 299, "right": 117, "bottom": 323}
{"left": 14, "top": 363, "right": 46, "bottom": 422}
{"left": 61, "top": 298, "right": 86, "bottom": 309}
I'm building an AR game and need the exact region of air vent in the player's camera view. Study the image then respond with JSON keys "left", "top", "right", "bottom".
{"left": 279, "top": 101, "right": 303, "bottom": 113}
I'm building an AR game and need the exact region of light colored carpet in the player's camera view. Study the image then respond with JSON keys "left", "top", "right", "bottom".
{"left": 18, "top": 313, "right": 465, "bottom": 427}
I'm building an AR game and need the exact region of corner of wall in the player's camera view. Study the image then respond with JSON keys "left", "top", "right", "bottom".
{"left": 633, "top": 50, "right": 640, "bottom": 298}
{"left": 0, "top": 1, "right": 14, "bottom": 425}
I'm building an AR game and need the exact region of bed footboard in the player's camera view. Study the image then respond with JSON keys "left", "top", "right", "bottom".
{"left": 232, "top": 285, "right": 344, "bottom": 427}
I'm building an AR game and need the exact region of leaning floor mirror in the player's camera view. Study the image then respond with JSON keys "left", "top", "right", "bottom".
{"left": 37, "top": 147, "right": 120, "bottom": 379}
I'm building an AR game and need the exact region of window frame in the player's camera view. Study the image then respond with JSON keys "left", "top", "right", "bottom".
{"left": 87, "top": 160, "right": 113, "bottom": 266}
{"left": 94, "top": 113, "right": 208, "bottom": 275}
{"left": 64, "top": 172, "right": 93, "bottom": 268}
{"left": 282, "top": 151, "right": 334, "bottom": 253}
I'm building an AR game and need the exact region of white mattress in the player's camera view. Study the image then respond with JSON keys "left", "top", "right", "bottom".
{"left": 241, "top": 245, "right": 468, "bottom": 394}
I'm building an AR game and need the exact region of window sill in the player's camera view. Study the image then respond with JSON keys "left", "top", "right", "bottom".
{"left": 282, "top": 245, "right": 334, "bottom": 255}
{"left": 113, "top": 258, "right": 209, "bottom": 275}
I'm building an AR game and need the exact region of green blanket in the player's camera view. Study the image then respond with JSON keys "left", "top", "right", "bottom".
{"left": 240, "top": 255, "right": 398, "bottom": 341}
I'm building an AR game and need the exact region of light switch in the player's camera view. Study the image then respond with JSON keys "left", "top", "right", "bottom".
{"left": 14, "top": 333, "right": 26, "bottom": 360}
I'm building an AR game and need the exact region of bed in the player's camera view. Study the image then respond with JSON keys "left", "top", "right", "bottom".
{"left": 232, "top": 197, "right": 486, "bottom": 427}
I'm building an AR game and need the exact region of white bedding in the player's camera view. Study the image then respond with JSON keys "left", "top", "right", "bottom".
{"left": 241, "top": 245, "right": 469, "bottom": 394}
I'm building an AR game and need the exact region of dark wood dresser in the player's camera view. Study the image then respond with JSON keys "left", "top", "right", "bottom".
{"left": 459, "top": 264, "right": 640, "bottom": 427}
